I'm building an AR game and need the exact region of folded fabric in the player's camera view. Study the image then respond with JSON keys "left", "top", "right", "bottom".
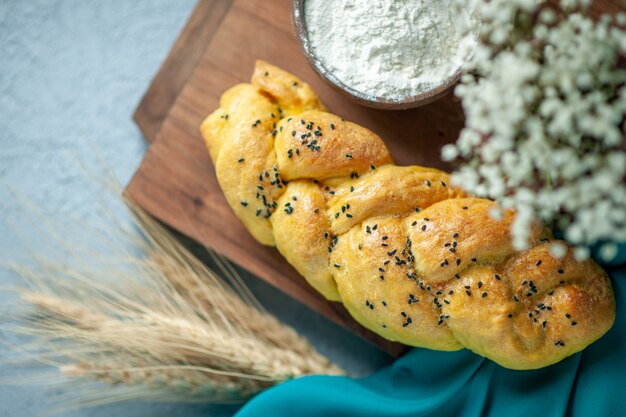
{"left": 236, "top": 253, "right": 625, "bottom": 417}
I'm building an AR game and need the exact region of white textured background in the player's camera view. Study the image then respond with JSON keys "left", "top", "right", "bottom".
{"left": 0, "top": 1, "right": 391, "bottom": 416}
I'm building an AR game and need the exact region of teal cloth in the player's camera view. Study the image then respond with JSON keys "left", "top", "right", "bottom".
{"left": 236, "top": 249, "right": 626, "bottom": 417}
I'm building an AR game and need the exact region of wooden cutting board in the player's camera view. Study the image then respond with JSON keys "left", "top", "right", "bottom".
{"left": 127, "top": 0, "right": 625, "bottom": 356}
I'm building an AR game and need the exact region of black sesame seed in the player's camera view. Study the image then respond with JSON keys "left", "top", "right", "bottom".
{"left": 240, "top": 201, "right": 248, "bottom": 207}
{"left": 478, "top": 282, "right": 483, "bottom": 289}
{"left": 507, "top": 314, "right": 513, "bottom": 318}
{"left": 571, "top": 322, "right": 577, "bottom": 326}
{"left": 558, "top": 269, "right": 564, "bottom": 274}
{"left": 453, "top": 232, "right": 459, "bottom": 238}
{"left": 482, "top": 292, "right": 488, "bottom": 298}
{"left": 238, "top": 158, "right": 245, "bottom": 163}
{"left": 536, "top": 260, "right": 543, "bottom": 266}
{"left": 565, "top": 313, "right": 571, "bottom": 318}
{"left": 421, "top": 225, "right": 427, "bottom": 231}
{"left": 494, "top": 274, "right": 501, "bottom": 281}
{"left": 334, "top": 263, "right": 340, "bottom": 268}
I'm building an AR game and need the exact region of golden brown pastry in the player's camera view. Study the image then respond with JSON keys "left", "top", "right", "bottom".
{"left": 201, "top": 61, "right": 615, "bottom": 370}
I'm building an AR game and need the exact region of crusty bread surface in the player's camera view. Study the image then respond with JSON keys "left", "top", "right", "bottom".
{"left": 200, "top": 61, "right": 615, "bottom": 369}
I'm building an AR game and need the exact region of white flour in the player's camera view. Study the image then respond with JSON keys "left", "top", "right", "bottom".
{"left": 304, "top": 0, "right": 474, "bottom": 101}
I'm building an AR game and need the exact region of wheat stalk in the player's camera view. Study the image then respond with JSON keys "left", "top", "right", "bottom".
{"left": 2, "top": 199, "right": 343, "bottom": 409}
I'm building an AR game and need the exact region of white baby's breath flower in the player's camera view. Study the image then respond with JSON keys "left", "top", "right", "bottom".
{"left": 488, "top": 206, "right": 503, "bottom": 220}
{"left": 447, "top": 0, "right": 626, "bottom": 256}
{"left": 600, "top": 243, "right": 619, "bottom": 262}
{"left": 441, "top": 144, "right": 459, "bottom": 161}
{"left": 549, "top": 242, "right": 568, "bottom": 259}
{"left": 574, "top": 246, "right": 591, "bottom": 261}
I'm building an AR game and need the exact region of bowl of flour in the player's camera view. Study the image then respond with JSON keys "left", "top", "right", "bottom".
{"left": 293, "top": 0, "right": 475, "bottom": 109}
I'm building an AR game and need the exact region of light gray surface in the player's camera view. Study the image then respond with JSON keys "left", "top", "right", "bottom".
{"left": 0, "top": 1, "right": 392, "bottom": 416}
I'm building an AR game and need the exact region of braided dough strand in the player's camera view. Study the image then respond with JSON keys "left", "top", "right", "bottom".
{"left": 201, "top": 61, "right": 615, "bottom": 369}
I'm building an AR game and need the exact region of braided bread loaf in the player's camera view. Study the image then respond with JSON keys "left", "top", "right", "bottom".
{"left": 201, "top": 61, "right": 615, "bottom": 370}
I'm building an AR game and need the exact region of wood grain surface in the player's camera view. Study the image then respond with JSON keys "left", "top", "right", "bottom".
{"left": 133, "top": 0, "right": 233, "bottom": 141}
{"left": 128, "top": 0, "right": 625, "bottom": 356}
